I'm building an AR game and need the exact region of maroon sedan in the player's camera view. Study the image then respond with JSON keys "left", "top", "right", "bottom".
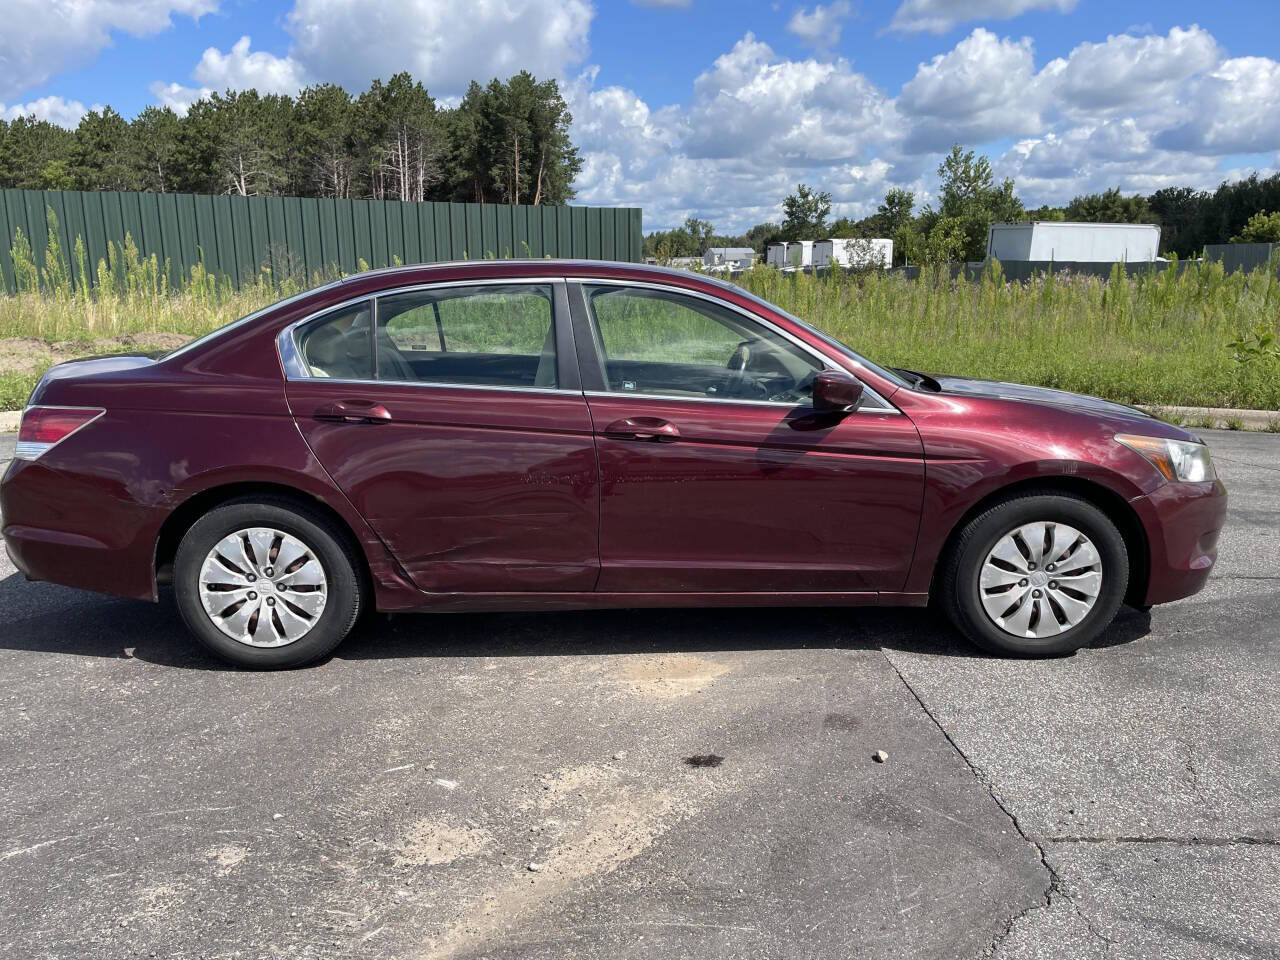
{"left": 2, "top": 260, "right": 1226, "bottom": 667}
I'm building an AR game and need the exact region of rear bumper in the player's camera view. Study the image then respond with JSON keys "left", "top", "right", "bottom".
{"left": 1132, "top": 478, "right": 1228, "bottom": 606}
{"left": 1, "top": 458, "right": 161, "bottom": 601}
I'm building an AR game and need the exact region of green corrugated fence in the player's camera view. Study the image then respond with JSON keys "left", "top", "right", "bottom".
{"left": 0, "top": 188, "right": 644, "bottom": 294}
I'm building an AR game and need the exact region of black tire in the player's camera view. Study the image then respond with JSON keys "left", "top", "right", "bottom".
{"left": 938, "top": 490, "right": 1128, "bottom": 657}
{"left": 173, "top": 497, "right": 364, "bottom": 668}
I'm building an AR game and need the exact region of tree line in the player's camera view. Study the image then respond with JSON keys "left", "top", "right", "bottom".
{"left": 0, "top": 72, "right": 582, "bottom": 206}
{"left": 647, "top": 145, "right": 1280, "bottom": 264}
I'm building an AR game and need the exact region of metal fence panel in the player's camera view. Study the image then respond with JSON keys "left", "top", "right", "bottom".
{"left": 1204, "top": 243, "right": 1279, "bottom": 274}
{"left": 0, "top": 188, "right": 643, "bottom": 293}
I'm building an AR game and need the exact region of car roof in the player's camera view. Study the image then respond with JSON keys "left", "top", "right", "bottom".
{"left": 335, "top": 258, "right": 716, "bottom": 285}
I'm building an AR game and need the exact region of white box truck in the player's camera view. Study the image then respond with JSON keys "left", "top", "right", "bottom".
{"left": 986, "top": 222, "right": 1161, "bottom": 263}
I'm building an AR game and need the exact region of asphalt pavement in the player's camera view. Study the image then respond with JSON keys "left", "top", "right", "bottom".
{"left": 0, "top": 429, "right": 1276, "bottom": 960}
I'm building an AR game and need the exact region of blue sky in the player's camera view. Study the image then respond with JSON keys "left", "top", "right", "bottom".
{"left": 3, "top": 0, "right": 1279, "bottom": 230}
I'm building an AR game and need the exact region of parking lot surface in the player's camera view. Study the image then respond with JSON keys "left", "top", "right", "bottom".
{"left": 1, "top": 429, "right": 1277, "bottom": 959}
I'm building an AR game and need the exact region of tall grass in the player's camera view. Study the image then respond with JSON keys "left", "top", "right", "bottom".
{"left": 735, "top": 260, "right": 1280, "bottom": 410}
{"left": 2, "top": 211, "right": 1278, "bottom": 411}
{"left": 0, "top": 209, "right": 345, "bottom": 343}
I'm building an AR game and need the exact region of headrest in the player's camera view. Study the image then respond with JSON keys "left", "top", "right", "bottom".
{"left": 304, "top": 325, "right": 344, "bottom": 367}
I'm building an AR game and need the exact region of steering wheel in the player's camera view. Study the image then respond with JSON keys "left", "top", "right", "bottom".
{"left": 725, "top": 339, "right": 754, "bottom": 397}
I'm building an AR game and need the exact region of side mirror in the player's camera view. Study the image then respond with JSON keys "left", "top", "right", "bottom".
{"left": 812, "top": 369, "right": 865, "bottom": 414}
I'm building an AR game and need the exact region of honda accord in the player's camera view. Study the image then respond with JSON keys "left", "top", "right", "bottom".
{"left": 1, "top": 260, "right": 1227, "bottom": 667}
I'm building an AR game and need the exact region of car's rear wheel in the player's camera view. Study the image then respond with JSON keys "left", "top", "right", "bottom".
{"left": 174, "top": 498, "right": 364, "bottom": 668}
{"left": 939, "top": 491, "right": 1128, "bottom": 656}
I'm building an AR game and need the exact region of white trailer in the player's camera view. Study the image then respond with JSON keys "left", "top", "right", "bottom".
{"left": 786, "top": 240, "right": 814, "bottom": 268}
{"left": 986, "top": 222, "right": 1161, "bottom": 263}
{"left": 813, "top": 238, "right": 893, "bottom": 269}
{"left": 765, "top": 241, "right": 813, "bottom": 269}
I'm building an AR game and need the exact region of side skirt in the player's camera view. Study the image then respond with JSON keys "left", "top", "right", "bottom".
{"left": 398, "top": 591, "right": 930, "bottom": 614}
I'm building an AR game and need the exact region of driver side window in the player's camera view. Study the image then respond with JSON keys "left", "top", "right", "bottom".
{"left": 582, "top": 284, "right": 823, "bottom": 402}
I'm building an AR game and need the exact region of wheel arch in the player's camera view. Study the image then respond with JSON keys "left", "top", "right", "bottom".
{"left": 929, "top": 475, "right": 1150, "bottom": 607}
{"left": 154, "top": 481, "right": 373, "bottom": 595}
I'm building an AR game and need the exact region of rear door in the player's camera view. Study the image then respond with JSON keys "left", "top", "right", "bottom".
{"left": 571, "top": 280, "right": 925, "bottom": 594}
{"left": 283, "top": 280, "right": 600, "bottom": 594}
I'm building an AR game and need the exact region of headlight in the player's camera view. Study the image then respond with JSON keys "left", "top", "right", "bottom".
{"left": 1115, "top": 434, "right": 1216, "bottom": 483}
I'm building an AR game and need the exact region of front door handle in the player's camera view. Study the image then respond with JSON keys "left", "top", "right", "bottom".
{"left": 313, "top": 400, "right": 392, "bottom": 424}
{"left": 603, "top": 416, "right": 680, "bottom": 442}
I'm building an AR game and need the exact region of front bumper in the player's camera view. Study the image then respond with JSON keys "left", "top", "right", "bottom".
{"left": 1132, "top": 477, "right": 1228, "bottom": 606}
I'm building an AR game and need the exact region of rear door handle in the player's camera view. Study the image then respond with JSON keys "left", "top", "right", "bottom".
{"left": 313, "top": 401, "right": 392, "bottom": 424}
{"left": 603, "top": 416, "right": 680, "bottom": 442}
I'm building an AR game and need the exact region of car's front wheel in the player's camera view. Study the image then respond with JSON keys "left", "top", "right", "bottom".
{"left": 173, "top": 498, "right": 364, "bottom": 668}
{"left": 939, "top": 490, "right": 1129, "bottom": 656}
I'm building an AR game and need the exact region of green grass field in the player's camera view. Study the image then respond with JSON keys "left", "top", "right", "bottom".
{"left": 1, "top": 250, "right": 1278, "bottom": 413}
{"left": 738, "top": 262, "right": 1280, "bottom": 411}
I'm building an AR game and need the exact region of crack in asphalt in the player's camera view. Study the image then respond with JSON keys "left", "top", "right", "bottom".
{"left": 879, "top": 650, "right": 1280, "bottom": 956}
{"left": 879, "top": 650, "right": 1059, "bottom": 958}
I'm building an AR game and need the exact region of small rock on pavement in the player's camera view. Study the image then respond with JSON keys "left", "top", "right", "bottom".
{"left": 873, "top": 750, "right": 889, "bottom": 763}
{"left": 612, "top": 751, "right": 627, "bottom": 761}
{"left": 527, "top": 862, "right": 543, "bottom": 873}
{"left": 272, "top": 813, "right": 284, "bottom": 820}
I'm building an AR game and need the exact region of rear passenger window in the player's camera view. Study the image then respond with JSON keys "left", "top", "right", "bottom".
{"left": 297, "top": 302, "right": 373, "bottom": 380}
{"left": 375, "top": 284, "right": 557, "bottom": 388}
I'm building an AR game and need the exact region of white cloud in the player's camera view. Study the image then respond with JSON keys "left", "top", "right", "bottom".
{"left": 899, "top": 29, "right": 1042, "bottom": 150}
{"left": 567, "top": 36, "right": 906, "bottom": 230}
{"left": 1038, "top": 25, "right": 1219, "bottom": 113}
{"left": 191, "top": 36, "right": 310, "bottom": 96}
{"left": 0, "top": 0, "right": 216, "bottom": 100}
{"left": 998, "top": 124, "right": 1221, "bottom": 203}
{"left": 1156, "top": 56, "right": 1280, "bottom": 155}
{"left": 155, "top": 0, "right": 592, "bottom": 109}
{"left": 0, "top": 96, "right": 93, "bottom": 128}
{"left": 888, "top": 0, "right": 1076, "bottom": 34}
{"left": 284, "top": 0, "right": 593, "bottom": 97}
{"left": 786, "top": 2, "right": 853, "bottom": 50}
{"left": 682, "top": 34, "right": 894, "bottom": 163}
{"left": 148, "top": 81, "right": 212, "bottom": 115}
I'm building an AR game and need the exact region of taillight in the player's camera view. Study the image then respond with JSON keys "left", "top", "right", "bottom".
{"left": 15, "top": 406, "right": 105, "bottom": 461}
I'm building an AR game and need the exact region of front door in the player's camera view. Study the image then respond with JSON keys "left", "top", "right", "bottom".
{"left": 573, "top": 281, "right": 925, "bottom": 594}
{"left": 284, "top": 281, "right": 599, "bottom": 594}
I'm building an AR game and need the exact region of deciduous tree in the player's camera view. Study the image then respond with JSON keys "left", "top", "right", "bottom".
{"left": 781, "top": 183, "right": 831, "bottom": 240}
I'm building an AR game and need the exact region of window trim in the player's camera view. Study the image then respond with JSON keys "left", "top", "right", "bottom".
{"left": 568, "top": 277, "right": 898, "bottom": 413}
{"left": 277, "top": 278, "right": 576, "bottom": 394}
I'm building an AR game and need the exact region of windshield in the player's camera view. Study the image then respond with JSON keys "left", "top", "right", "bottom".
{"left": 713, "top": 278, "right": 912, "bottom": 391}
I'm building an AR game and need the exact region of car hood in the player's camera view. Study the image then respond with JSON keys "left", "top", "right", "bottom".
{"left": 931, "top": 375, "right": 1154, "bottom": 421}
